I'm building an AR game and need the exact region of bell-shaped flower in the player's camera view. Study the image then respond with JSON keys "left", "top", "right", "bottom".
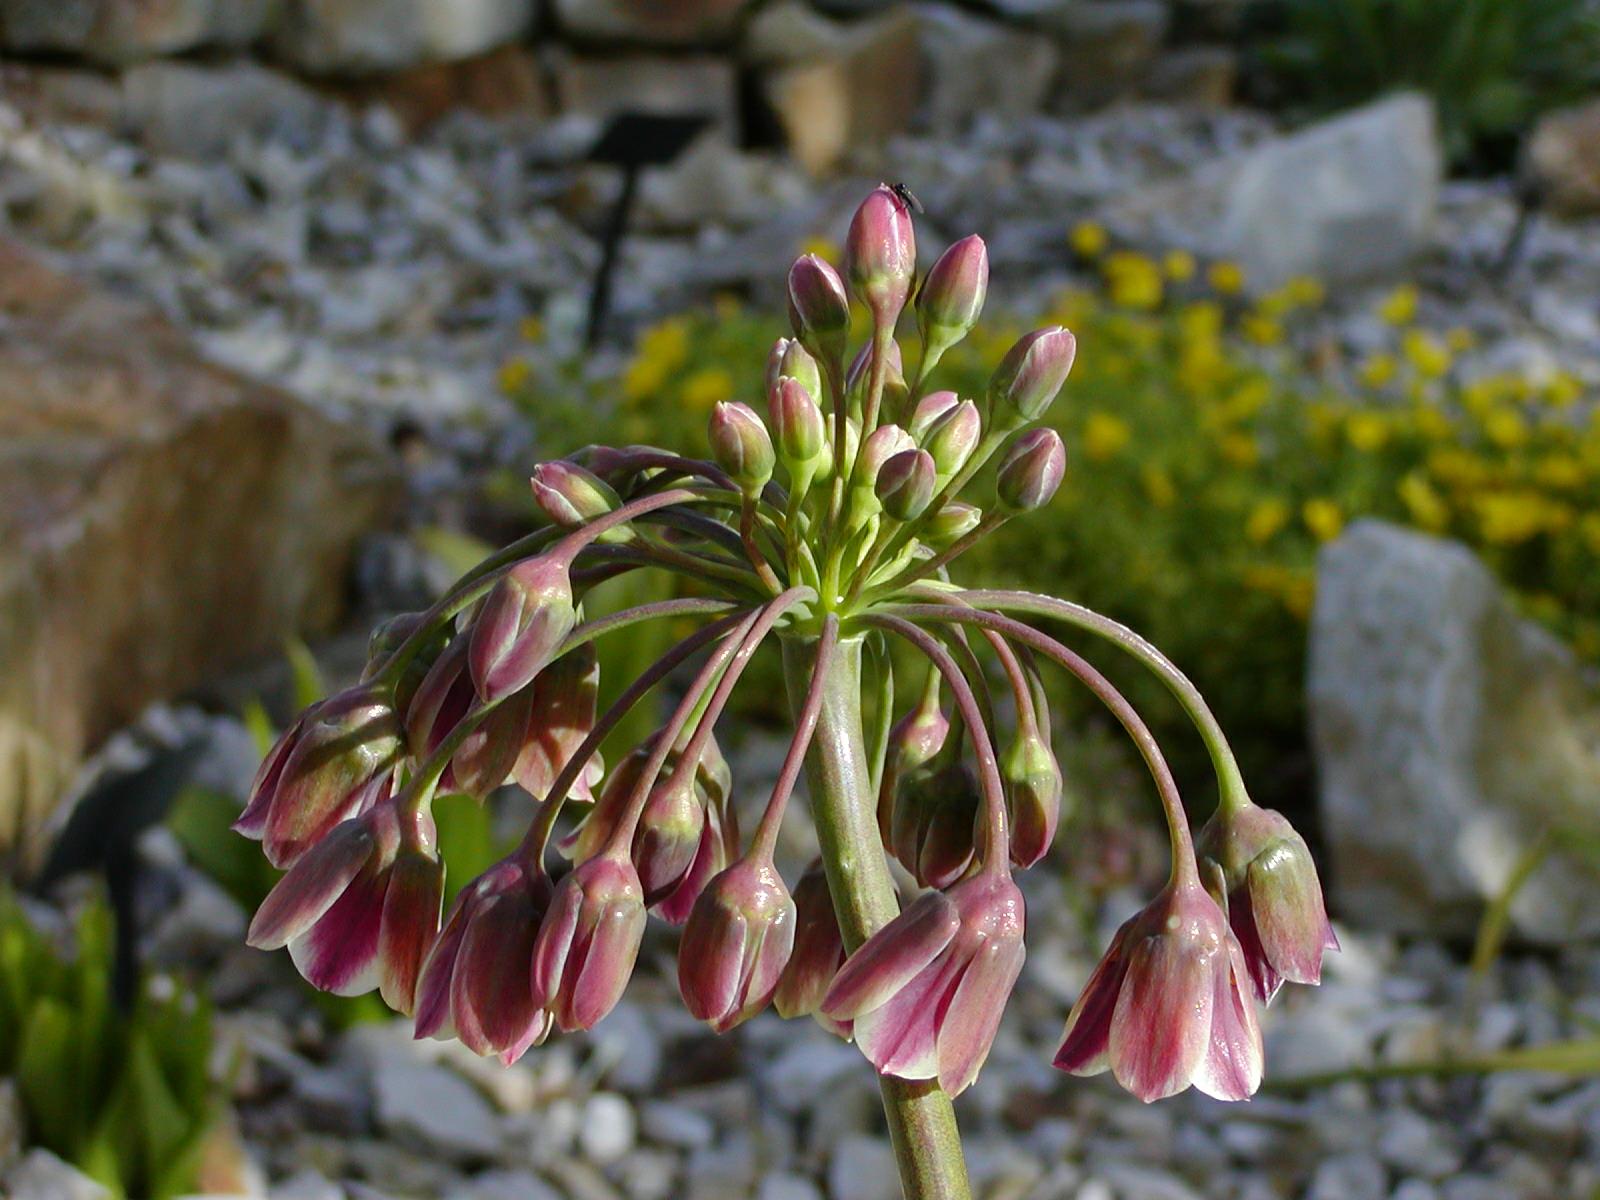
{"left": 633, "top": 774, "right": 707, "bottom": 903}
{"left": 513, "top": 643, "right": 604, "bottom": 803}
{"left": 773, "top": 859, "right": 848, "bottom": 1035}
{"left": 1001, "top": 726, "right": 1063, "bottom": 869}
{"left": 531, "top": 850, "right": 647, "bottom": 1032}
{"left": 822, "top": 871, "right": 1026, "bottom": 1096}
{"left": 1053, "top": 877, "right": 1263, "bottom": 1102}
{"left": 890, "top": 762, "right": 978, "bottom": 890}
{"left": 248, "top": 804, "right": 443, "bottom": 1014}
{"left": 678, "top": 856, "right": 796, "bottom": 1033}
{"left": 1196, "top": 803, "right": 1338, "bottom": 1004}
{"left": 236, "top": 684, "right": 403, "bottom": 868}
{"left": 468, "top": 552, "right": 577, "bottom": 703}
{"left": 413, "top": 858, "right": 555, "bottom": 1064}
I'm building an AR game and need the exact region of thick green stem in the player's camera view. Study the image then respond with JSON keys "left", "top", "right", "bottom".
{"left": 781, "top": 635, "right": 971, "bottom": 1200}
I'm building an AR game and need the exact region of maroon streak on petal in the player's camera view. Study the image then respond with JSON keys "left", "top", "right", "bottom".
{"left": 247, "top": 817, "right": 374, "bottom": 950}
{"left": 287, "top": 862, "right": 389, "bottom": 995}
{"left": 379, "top": 852, "right": 446, "bottom": 1016}
{"left": 1053, "top": 923, "right": 1134, "bottom": 1076}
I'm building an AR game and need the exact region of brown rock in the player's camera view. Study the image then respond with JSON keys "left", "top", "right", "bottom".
{"left": 1142, "top": 45, "right": 1236, "bottom": 108}
{"left": 752, "top": 5, "right": 922, "bottom": 175}
{"left": 327, "top": 44, "right": 551, "bottom": 134}
{"left": 1526, "top": 97, "right": 1600, "bottom": 217}
{"left": 0, "top": 238, "right": 398, "bottom": 861}
{"left": 552, "top": 0, "right": 748, "bottom": 47}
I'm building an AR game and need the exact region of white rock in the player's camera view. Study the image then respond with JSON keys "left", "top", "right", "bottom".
{"left": 826, "top": 1135, "right": 898, "bottom": 1200}
{"left": 1307, "top": 1153, "right": 1386, "bottom": 1200}
{"left": 1377, "top": 1110, "right": 1461, "bottom": 1179}
{"left": 273, "top": 0, "right": 535, "bottom": 76}
{"left": 5, "top": 1149, "right": 111, "bottom": 1200}
{"left": 553, "top": 0, "right": 744, "bottom": 45}
{"left": 1097, "top": 1162, "right": 1203, "bottom": 1200}
{"left": 450, "top": 1169, "right": 563, "bottom": 1200}
{"left": 915, "top": 5, "right": 1058, "bottom": 133}
{"left": 580, "top": 1093, "right": 638, "bottom": 1165}
{"left": 639, "top": 1100, "right": 716, "bottom": 1150}
{"left": 759, "top": 1172, "right": 824, "bottom": 1200}
{"left": 372, "top": 1058, "right": 501, "bottom": 1161}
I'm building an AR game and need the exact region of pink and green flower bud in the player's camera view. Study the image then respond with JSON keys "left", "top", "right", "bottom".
{"left": 468, "top": 553, "right": 577, "bottom": 703}
{"left": 768, "top": 375, "right": 828, "bottom": 483}
{"left": 653, "top": 793, "right": 732, "bottom": 925}
{"left": 559, "top": 742, "right": 650, "bottom": 862}
{"left": 890, "top": 762, "right": 979, "bottom": 889}
{"left": 249, "top": 805, "right": 443, "bottom": 1014}
{"left": 250, "top": 686, "right": 403, "bottom": 868}
{"left": 1054, "top": 878, "right": 1263, "bottom": 1102}
{"left": 678, "top": 856, "right": 796, "bottom": 1033}
{"left": 921, "top": 399, "right": 981, "bottom": 480}
{"left": 531, "top": 850, "right": 648, "bottom": 1032}
{"left": 875, "top": 448, "right": 936, "bottom": 522}
{"left": 361, "top": 611, "right": 445, "bottom": 718}
{"left": 413, "top": 858, "right": 554, "bottom": 1064}
{"left": 514, "top": 643, "right": 603, "bottom": 803}
{"left": 876, "top": 679, "right": 950, "bottom": 839}
{"left": 708, "top": 402, "right": 776, "bottom": 497}
{"left": 923, "top": 501, "right": 982, "bottom": 547}
{"left": 995, "top": 427, "right": 1067, "bottom": 511}
{"left": 907, "top": 390, "right": 959, "bottom": 441}
{"left": 988, "top": 326, "right": 1077, "bottom": 423}
{"left": 1002, "top": 728, "right": 1063, "bottom": 869}
{"left": 916, "top": 235, "right": 988, "bottom": 355}
{"left": 531, "top": 461, "right": 624, "bottom": 536}
{"left": 633, "top": 775, "right": 707, "bottom": 903}
{"left": 846, "top": 183, "right": 917, "bottom": 329}
{"left": 773, "top": 860, "right": 848, "bottom": 1030}
{"left": 768, "top": 337, "right": 824, "bottom": 404}
{"left": 1196, "top": 803, "right": 1338, "bottom": 1004}
{"left": 787, "top": 254, "right": 850, "bottom": 367}
{"left": 823, "top": 871, "right": 1025, "bottom": 1096}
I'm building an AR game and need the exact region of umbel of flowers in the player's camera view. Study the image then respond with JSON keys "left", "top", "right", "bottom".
{"left": 239, "top": 186, "right": 1336, "bottom": 1197}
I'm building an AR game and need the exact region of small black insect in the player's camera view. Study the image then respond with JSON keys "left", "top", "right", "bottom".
{"left": 889, "top": 182, "right": 924, "bottom": 214}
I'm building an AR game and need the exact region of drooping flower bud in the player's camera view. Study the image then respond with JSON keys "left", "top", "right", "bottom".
{"left": 877, "top": 677, "right": 950, "bottom": 839}
{"left": 846, "top": 184, "right": 917, "bottom": 329}
{"left": 633, "top": 774, "right": 707, "bottom": 903}
{"left": 921, "top": 399, "right": 981, "bottom": 480}
{"left": 1002, "top": 726, "right": 1063, "bottom": 869}
{"left": 708, "top": 401, "right": 776, "bottom": 497}
{"left": 823, "top": 871, "right": 1025, "bottom": 1096}
{"left": 787, "top": 254, "right": 850, "bottom": 366}
{"left": 768, "top": 337, "right": 823, "bottom": 404}
{"left": 890, "top": 762, "right": 980, "bottom": 889}
{"left": 773, "top": 860, "right": 847, "bottom": 1031}
{"left": 1054, "top": 878, "right": 1263, "bottom": 1102}
{"left": 768, "top": 376, "right": 827, "bottom": 480}
{"left": 653, "top": 790, "right": 732, "bottom": 925}
{"left": 413, "top": 858, "right": 554, "bottom": 1063}
{"left": 923, "top": 501, "right": 983, "bottom": 547}
{"left": 531, "top": 850, "right": 648, "bottom": 1032}
{"left": 917, "top": 235, "right": 988, "bottom": 354}
{"left": 405, "top": 635, "right": 531, "bottom": 800}
{"left": 249, "top": 805, "right": 443, "bottom": 1015}
{"left": 245, "top": 686, "right": 404, "bottom": 868}
{"left": 530, "top": 461, "right": 621, "bottom": 531}
{"left": 678, "top": 856, "right": 796, "bottom": 1033}
{"left": 1196, "top": 803, "right": 1338, "bottom": 1004}
{"left": 361, "top": 611, "right": 444, "bottom": 717}
{"left": 995, "top": 428, "right": 1067, "bottom": 512}
{"left": 514, "top": 643, "right": 603, "bottom": 803}
{"left": 875, "top": 448, "right": 936, "bottom": 522}
{"left": 907, "top": 390, "right": 959, "bottom": 441}
{"left": 468, "top": 554, "right": 577, "bottom": 703}
{"left": 988, "top": 327, "right": 1077, "bottom": 423}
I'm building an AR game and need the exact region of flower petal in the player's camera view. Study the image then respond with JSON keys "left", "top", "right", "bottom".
{"left": 247, "top": 818, "right": 374, "bottom": 950}
{"left": 852, "top": 951, "right": 965, "bottom": 1080}
{"left": 378, "top": 852, "right": 445, "bottom": 1016}
{"left": 821, "top": 890, "right": 960, "bottom": 1021}
{"left": 1192, "top": 936, "right": 1264, "bottom": 1102}
{"left": 1053, "top": 924, "right": 1133, "bottom": 1076}
{"left": 286, "top": 862, "right": 390, "bottom": 995}
{"left": 1107, "top": 921, "right": 1215, "bottom": 1103}
{"left": 936, "top": 928, "right": 1025, "bottom": 1097}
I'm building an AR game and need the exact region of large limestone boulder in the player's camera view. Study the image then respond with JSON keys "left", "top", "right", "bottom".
{"left": 0, "top": 238, "right": 398, "bottom": 862}
{"left": 1310, "top": 520, "right": 1600, "bottom": 942}
{"left": 0, "top": 0, "right": 276, "bottom": 64}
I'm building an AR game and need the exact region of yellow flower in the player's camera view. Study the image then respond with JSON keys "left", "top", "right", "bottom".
{"left": 1245, "top": 498, "right": 1290, "bottom": 544}
{"left": 518, "top": 315, "right": 545, "bottom": 343}
{"left": 1378, "top": 284, "right": 1419, "bottom": 326}
{"left": 1445, "top": 326, "right": 1475, "bottom": 353}
{"left": 1083, "top": 411, "right": 1132, "bottom": 460}
{"left": 1401, "top": 329, "right": 1451, "bottom": 379}
{"left": 679, "top": 366, "right": 735, "bottom": 412}
{"left": 1581, "top": 512, "right": 1600, "bottom": 553}
{"left": 1483, "top": 406, "right": 1527, "bottom": 449}
{"left": 1070, "top": 220, "right": 1109, "bottom": 258}
{"left": 1398, "top": 471, "right": 1449, "bottom": 531}
{"left": 1141, "top": 465, "right": 1177, "bottom": 508}
{"left": 1284, "top": 276, "right": 1326, "bottom": 308}
{"left": 1411, "top": 404, "right": 1454, "bottom": 441}
{"left": 1221, "top": 378, "right": 1271, "bottom": 423}
{"left": 800, "top": 235, "right": 841, "bottom": 262}
{"left": 497, "top": 357, "right": 532, "bottom": 395}
{"left": 1178, "top": 301, "right": 1224, "bottom": 343}
{"left": 1207, "top": 261, "right": 1245, "bottom": 295}
{"left": 1104, "top": 251, "right": 1164, "bottom": 310}
{"left": 1534, "top": 454, "right": 1584, "bottom": 489}
{"left": 1473, "top": 491, "right": 1550, "bottom": 545}
{"left": 1218, "top": 432, "right": 1259, "bottom": 467}
{"left": 1163, "top": 249, "right": 1197, "bottom": 282}
{"left": 1241, "top": 313, "right": 1282, "bottom": 346}
{"left": 1544, "top": 371, "right": 1583, "bottom": 408}
{"left": 1358, "top": 353, "right": 1398, "bottom": 389}
{"left": 1345, "top": 411, "right": 1391, "bottom": 452}
{"left": 713, "top": 292, "right": 743, "bottom": 320}
{"left": 1302, "top": 498, "right": 1344, "bottom": 541}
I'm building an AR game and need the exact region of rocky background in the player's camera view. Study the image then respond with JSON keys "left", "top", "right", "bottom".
{"left": 2, "top": 1, "right": 1599, "bottom": 1198}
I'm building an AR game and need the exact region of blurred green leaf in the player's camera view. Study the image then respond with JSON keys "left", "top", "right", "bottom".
{"left": 284, "top": 636, "right": 326, "bottom": 712}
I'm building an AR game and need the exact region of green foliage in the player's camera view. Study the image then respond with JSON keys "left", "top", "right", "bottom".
{"left": 1255, "top": 0, "right": 1600, "bottom": 168}
{"left": 0, "top": 891, "right": 219, "bottom": 1199}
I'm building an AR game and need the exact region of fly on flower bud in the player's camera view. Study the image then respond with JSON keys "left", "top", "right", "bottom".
{"left": 824, "top": 871, "right": 1025, "bottom": 1096}
{"left": 769, "top": 375, "right": 828, "bottom": 484}
{"left": 875, "top": 448, "right": 936, "bottom": 522}
{"left": 773, "top": 860, "right": 848, "bottom": 1031}
{"left": 531, "top": 461, "right": 623, "bottom": 536}
{"left": 787, "top": 254, "right": 850, "bottom": 367}
{"left": 923, "top": 501, "right": 982, "bottom": 547}
{"left": 633, "top": 775, "right": 707, "bottom": 903}
{"left": 917, "top": 235, "right": 988, "bottom": 358}
{"left": 921, "top": 399, "right": 981, "bottom": 480}
{"left": 995, "top": 428, "right": 1067, "bottom": 512}
{"left": 1196, "top": 803, "right": 1338, "bottom": 1004}
{"left": 890, "top": 762, "right": 979, "bottom": 889}
{"left": 514, "top": 643, "right": 603, "bottom": 803}
{"left": 907, "top": 390, "right": 959, "bottom": 441}
{"left": 988, "top": 326, "right": 1077, "bottom": 423}
{"left": 678, "top": 856, "right": 796, "bottom": 1033}
{"left": 709, "top": 402, "right": 776, "bottom": 497}
{"left": 1054, "top": 877, "right": 1262, "bottom": 1102}
{"left": 532, "top": 850, "right": 648, "bottom": 1032}
{"left": 1002, "top": 726, "right": 1063, "bottom": 869}
{"left": 468, "top": 553, "right": 577, "bottom": 703}
{"left": 413, "top": 858, "right": 554, "bottom": 1063}
{"left": 767, "top": 337, "right": 823, "bottom": 404}
{"left": 846, "top": 183, "right": 917, "bottom": 329}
